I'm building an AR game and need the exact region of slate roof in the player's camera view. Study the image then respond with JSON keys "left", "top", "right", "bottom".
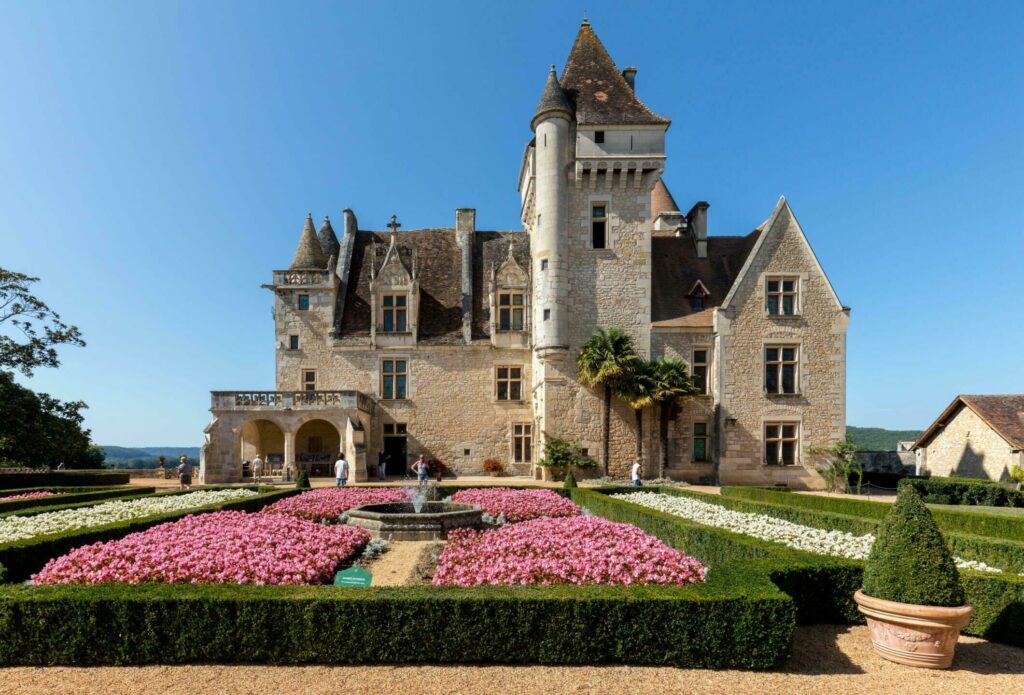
{"left": 318, "top": 216, "right": 340, "bottom": 259}
{"left": 532, "top": 65, "right": 574, "bottom": 129}
{"left": 559, "top": 20, "right": 669, "bottom": 126}
{"left": 915, "top": 395, "right": 1024, "bottom": 450}
{"left": 291, "top": 215, "right": 328, "bottom": 269}
{"left": 650, "top": 230, "right": 761, "bottom": 328}
{"left": 335, "top": 229, "right": 528, "bottom": 345}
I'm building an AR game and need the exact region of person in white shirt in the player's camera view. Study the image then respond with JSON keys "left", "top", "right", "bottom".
{"left": 631, "top": 458, "right": 642, "bottom": 487}
{"left": 252, "top": 454, "right": 264, "bottom": 484}
{"left": 335, "top": 454, "right": 349, "bottom": 487}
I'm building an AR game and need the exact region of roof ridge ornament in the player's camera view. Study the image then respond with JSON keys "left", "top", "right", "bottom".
{"left": 388, "top": 214, "right": 401, "bottom": 235}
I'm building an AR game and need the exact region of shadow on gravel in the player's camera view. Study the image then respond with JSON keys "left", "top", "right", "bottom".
{"left": 782, "top": 625, "right": 865, "bottom": 675}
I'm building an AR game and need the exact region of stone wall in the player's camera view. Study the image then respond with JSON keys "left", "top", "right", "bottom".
{"left": 716, "top": 202, "right": 848, "bottom": 489}
{"left": 919, "top": 404, "right": 1021, "bottom": 481}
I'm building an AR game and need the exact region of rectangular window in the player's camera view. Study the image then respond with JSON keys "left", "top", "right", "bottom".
{"left": 381, "top": 359, "right": 408, "bottom": 400}
{"left": 513, "top": 424, "right": 533, "bottom": 463}
{"left": 496, "top": 366, "right": 523, "bottom": 401}
{"left": 288, "top": 335, "right": 299, "bottom": 350}
{"left": 594, "top": 130, "right": 605, "bottom": 144}
{"left": 383, "top": 422, "right": 408, "bottom": 436}
{"left": 693, "top": 423, "right": 708, "bottom": 462}
{"left": 766, "top": 277, "right": 798, "bottom": 315}
{"left": 302, "top": 370, "right": 316, "bottom": 391}
{"left": 690, "top": 291, "right": 705, "bottom": 311}
{"left": 692, "top": 350, "right": 708, "bottom": 394}
{"left": 591, "top": 204, "right": 607, "bottom": 249}
{"left": 765, "top": 423, "right": 799, "bottom": 466}
{"left": 381, "top": 294, "right": 408, "bottom": 333}
{"left": 765, "top": 345, "right": 799, "bottom": 394}
{"left": 298, "top": 294, "right": 310, "bottom": 311}
{"left": 498, "top": 292, "right": 525, "bottom": 331}
{"left": 543, "top": 308, "right": 551, "bottom": 321}
{"left": 540, "top": 259, "right": 548, "bottom": 271}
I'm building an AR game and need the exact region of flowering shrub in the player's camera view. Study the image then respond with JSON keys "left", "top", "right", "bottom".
{"left": 450, "top": 488, "right": 581, "bottom": 523}
{"left": 613, "top": 491, "right": 1009, "bottom": 575}
{"left": 0, "top": 491, "right": 57, "bottom": 502}
{"left": 33, "top": 511, "right": 370, "bottom": 585}
{"left": 0, "top": 489, "right": 258, "bottom": 545}
{"left": 433, "top": 515, "right": 706, "bottom": 586}
{"left": 263, "top": 487, "right": 407, "bottom": 523}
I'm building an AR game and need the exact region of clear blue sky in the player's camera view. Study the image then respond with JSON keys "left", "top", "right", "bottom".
{"left": 2, "top": 1, "right": 1022, "bottom": 446}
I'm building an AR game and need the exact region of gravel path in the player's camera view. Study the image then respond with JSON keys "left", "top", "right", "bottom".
{"left": 2, "top": 625, "right": 1020, "bottom": 694}
{"left": 363, "top": 541, "right": 434, "bottom": 586}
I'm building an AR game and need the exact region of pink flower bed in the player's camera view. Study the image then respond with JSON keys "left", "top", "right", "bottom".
{"left": 433, "top": 516, "right": 707, "bottom": 587}
{"left": 0, "top": 491, "right": 57, "bottom": 502}
{"left": 262, "top": 487, "right": 408, "bottom": 522}
{"left": 33, "top": 511, "right": 370, "bottom": 585}
{"left": 449, "top": 488, "right": 581, "bottom": 523}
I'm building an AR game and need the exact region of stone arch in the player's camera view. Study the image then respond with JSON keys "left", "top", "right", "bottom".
{"left": 240, "top": 419, "right": 286, "bottom": 475}
{"left": 295, "top": 418, "right": 343, "bottom": 477}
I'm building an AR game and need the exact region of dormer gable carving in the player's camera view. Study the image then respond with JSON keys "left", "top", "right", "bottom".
{"left": 488, "top": 241, "right": 531, "bottom": 348}
{"left": 369, "top": 234, "right": 419, "bottom": 347}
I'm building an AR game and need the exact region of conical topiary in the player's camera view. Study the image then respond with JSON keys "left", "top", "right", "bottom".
{"left": 563, "top": 471, "right": 578, "bottom": 489}
{"left": 862, "top": 486, "right": 965, "bottom": 607}
{"left": 295, "top": 471, "right": 311, "bottom": 489}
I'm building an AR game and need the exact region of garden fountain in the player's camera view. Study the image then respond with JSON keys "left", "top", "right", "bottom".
{"left": 346, "top": 483, "right": 483, "bottom": 541}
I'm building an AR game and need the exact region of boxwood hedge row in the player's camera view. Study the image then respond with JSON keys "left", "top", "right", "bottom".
{"left": 899, "top": 476, "right": 1024, "bottom": 508}
{"left": 0, "top": 471, "right": 130, "bottom": 489}
{"left": 578, "top": 487, "right": 1024, "bottom": 647}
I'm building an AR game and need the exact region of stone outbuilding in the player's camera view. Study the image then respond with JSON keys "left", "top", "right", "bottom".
{"left": 913, "top": 395, "right": 1024, "bottom": 481}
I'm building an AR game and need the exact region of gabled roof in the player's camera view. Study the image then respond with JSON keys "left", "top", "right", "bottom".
{"left": 290, "top": 214, "right": 328, "bottom": 270}
{"left": 651, "top": 177, "right": 680, "bottom": 214}
{"left": 915, "top": 395, "right": 1024, "bottom": 450}
{"left": 559, "top": 20, "right": 669, "bottom": 126}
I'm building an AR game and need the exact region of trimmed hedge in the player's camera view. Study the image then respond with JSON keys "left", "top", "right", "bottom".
{"left": 899, "top": 476, "right": 1024, "bottom": 508}
{"left": 0, "top": 487, "right": 156, "bottom": 516}
{"left": 0, "top": 471, "right": 130, "bottom": 489}
{"left": 0, "top": 568, "right": 795, "bottom": 667}
{"left": 722, "top": 485, "right": 1024, "bottom": 542}
{"left": 582, "top": 487, "right": 1024, "bottom": 646}
{"left": 0, "top": 487, "right": 298, "bottom": 583}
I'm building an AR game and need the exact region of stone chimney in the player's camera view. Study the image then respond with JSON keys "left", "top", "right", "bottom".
{"left": 622, "top": 66, "right": 637, "bottom": 91}
{"left": 456, "top": 208, "right": 476, "bottom": 344}
{"left": 343, "top": 208, "right": 358, "bottom": 238}
{"left": 687, "top": 202, "right": 709, "bottom": 259}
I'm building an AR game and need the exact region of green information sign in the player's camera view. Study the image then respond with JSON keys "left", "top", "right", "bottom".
{"left": 334, "top": 566, "right": 372, "bottom": 587}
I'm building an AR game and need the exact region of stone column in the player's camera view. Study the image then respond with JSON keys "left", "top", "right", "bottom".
{"left": 284, "top": 430, "right": 296, "bottom": 478}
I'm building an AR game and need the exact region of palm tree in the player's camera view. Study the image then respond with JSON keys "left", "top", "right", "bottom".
{"left": 576, "top": 328, "right": 639, "bottom": 477}
{"left": 618, "top": 360, "right": 657, "bottom": 473}
{"left": 645, "top": 358, "right": 698, "bottom": 478}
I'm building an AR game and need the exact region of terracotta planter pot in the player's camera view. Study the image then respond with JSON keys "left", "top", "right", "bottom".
{"left": 854, "top": 589, "right": 972, "bottom": 669}
{"left": 488, "top": 471, "right": 501, "bottom": 478}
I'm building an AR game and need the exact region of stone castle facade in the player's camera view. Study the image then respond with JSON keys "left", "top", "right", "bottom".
{"left": 200, "top": 21, "right": 849, "bottom": 488}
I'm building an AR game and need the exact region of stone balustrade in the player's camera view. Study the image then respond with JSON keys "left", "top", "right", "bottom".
{"left": 271, "top": 269, "right": 333, "bottom": 287}
{"left": 210, "top": 390, "right": 373, "bottom": 413}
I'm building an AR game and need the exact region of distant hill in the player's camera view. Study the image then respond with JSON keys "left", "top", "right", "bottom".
{"left": 101, "top": 446, "right": 202, "bottom": 469}
{"left": 847, "top": 427, "right": 923, "bottom": 451}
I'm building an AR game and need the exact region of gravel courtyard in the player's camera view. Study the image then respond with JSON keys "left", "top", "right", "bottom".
{"left": 2, "top": 624, "right": 1020, "bottom": 695}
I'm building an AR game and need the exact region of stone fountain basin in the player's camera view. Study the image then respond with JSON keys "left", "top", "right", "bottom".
{"left": 346, "top": 502, "right": 483, "bottom": 541}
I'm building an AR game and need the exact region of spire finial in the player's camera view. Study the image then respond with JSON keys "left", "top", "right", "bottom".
{"left": 387, "top": 214, "right": 401, "bottom": 234}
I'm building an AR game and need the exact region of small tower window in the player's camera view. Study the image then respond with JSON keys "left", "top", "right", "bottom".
{"left": 594, "top": 130, "right": 605, "bottom": 144}
{"left": 298, "top": 294, "right": 310, "bottom": 311}
{"left": 591, "top": 205, "right": 607, "bottom": 249}
{"left": 288, "top": 335, "right": 299, "bottom": 350}
{"left": 540, "top": 259, "right": 548, "bottom": 271}
{"left": 543, "top": 309, "right": 551, "bottom": 321}
{"left": 302, "top": 370, "right": 317, "bottom": 391}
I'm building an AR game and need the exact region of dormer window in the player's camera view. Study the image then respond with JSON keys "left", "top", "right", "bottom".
{"left": 687, "top": 281, "right": 710, "bottom": 313}
{"left": 498, "top": 292, "right": 525, "bottom": 331}
{"left": 594, "top": 130, "right": 605, "bottom": 144}
{"left": 382, "top": 294, "right": 408, "bottom": 333}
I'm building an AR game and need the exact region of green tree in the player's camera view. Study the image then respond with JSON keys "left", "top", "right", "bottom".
{"left": 1, "top": 268, "right": 84, "bottom": 377}
{"left": 576, "top": 328, "right": 639, "bottom": 477}
{"left": 618, "top": 360, "right": 657, "bottom": 470}
{"left": 643, "top": 359, "right": 698, "bottom": 478}
{"left": 809, "top": 434, "right": 862, "bottom": 494}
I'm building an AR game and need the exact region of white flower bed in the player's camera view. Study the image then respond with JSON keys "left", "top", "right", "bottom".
{"left": 612, "top": 491, "right": 1008, "bottom": 575}
{"left": 0, "top": 489, "right": 259, "bottom": 545}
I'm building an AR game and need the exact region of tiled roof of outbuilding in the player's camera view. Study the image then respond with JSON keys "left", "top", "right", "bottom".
{"left": 290, "top": 214, "right": 329, "bottom": 269}
{"left": 915, "top": 395, "right": 1024, "bottom": 450}
{"left": 559, "top": 20, "right": 669, "bottom": 126}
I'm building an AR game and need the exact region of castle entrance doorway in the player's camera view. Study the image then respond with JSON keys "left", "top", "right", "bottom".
{"left": 383, "top": 422, "right": 408, "bottom": 476}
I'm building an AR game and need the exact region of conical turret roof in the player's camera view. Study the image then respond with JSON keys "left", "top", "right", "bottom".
{"left": 531, "top": 65, "right": 574, "bottom": 131}
{"left": 318, "top": 216, "right": 340, "bottom": 258}
{"left": 290, "top": 214, "right": 328, "bottom": 269}
{"left": 651, "top": 178, "right": 680, "bottom": 214}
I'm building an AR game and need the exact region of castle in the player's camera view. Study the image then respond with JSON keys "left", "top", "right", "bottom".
{"left": 200, "top": 20, "right": 849, "bottom": 488}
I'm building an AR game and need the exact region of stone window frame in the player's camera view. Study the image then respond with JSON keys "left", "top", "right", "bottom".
{"left": 692, "top": 422, "right": 709, "bottom": 463}
{"left": 380, "top": 357, "right": 410, "bottom": 401}
{"left": 495, "top": 365, "right": 525, "bottom": 402}
{"left": 496, "top": 291, "right": 527, "bottom": 332}
{"left": 380, "top": 293, "right": 409, "bottom": 334}
{"left": 762, "top": 418, "right": 802, "bottom": 467}
{"left": 588, "top": 195, "right": 612, "bottom": 250}
{"left": 762, "top": 273, "right": 805, "bottom": 317}
{"left": 301, "top": 369, "right": 317, "bottom": 392}
{"left": 691, "top": 347, "right": 710, "bottom": 395}
{"left": 512, "top": 423, "right": 533, "bottom": 464}
{"left": 763, "top": 340, "right": 802, "bottom": 396}
{"left": 297, "top": 293, "right": 310, "bottom": 311}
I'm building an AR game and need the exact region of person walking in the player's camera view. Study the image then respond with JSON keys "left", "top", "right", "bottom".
{"left": 177, "top": 455, "right": 193, "bottom": 490}
{"left": 377, "top": 451, "right": 388, "bottom": 482}
{"left": 252, "top": 453, "right": 264, "bottom": 485}
{"left": 631, "top": 457, "right": 643, "bottom": 487}
{"left": 335, "top": 453, "right": 349, "bottom": 487}
{"left": 412, "top": 454, "right": 429, "bottom": 485}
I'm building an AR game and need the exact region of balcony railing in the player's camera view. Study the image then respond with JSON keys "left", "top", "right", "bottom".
{"left": 211, "top": 390, "right": 373, "bottom": 413}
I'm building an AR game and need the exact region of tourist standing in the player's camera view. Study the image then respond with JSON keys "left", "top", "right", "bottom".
{"left": 252, "top": 453, "right": 264, "bottom": 484}
{"left": 377, "top": 451, "right": 388, "bottom": 482}
{"left": 413, "top": 454, "right": 429, "bottom": 484}
{"left": 177, "top": 455, "right": 193, "bottom": 490}
{"left": 335, "top": 453, "right": 349, "bottom": 487}
{"left": 631, "top": 458, "right": 642, "bottom": 487}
